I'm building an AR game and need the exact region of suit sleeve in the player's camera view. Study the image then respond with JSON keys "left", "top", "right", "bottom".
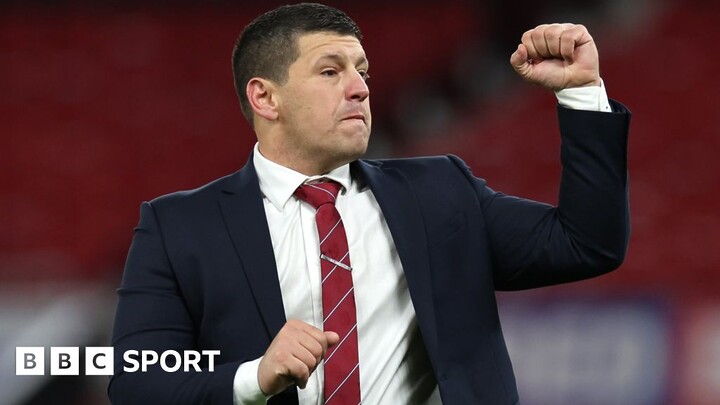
{"left": 452, "top": 100, "right": 631, "bottom": 290}
{"left": 108, "top": 202, "right": 240, "bottom": 404}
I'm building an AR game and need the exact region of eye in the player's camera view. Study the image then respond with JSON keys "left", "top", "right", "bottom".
{"left": 358, "top": 70, "right": 370, "bottom": 81}
{"left": 321, "top": 69, "right": 338, "bottom": 77}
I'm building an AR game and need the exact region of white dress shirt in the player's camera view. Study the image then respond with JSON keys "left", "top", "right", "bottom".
{"left": 233, "top": 83, "right": 612, "bottom": 405}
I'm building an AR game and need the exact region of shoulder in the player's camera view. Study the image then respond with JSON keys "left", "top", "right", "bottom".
{"left": 359, "top": 154, "right": 470, "bottom": 176}
{"left": 145, "top": 171, "right": 240, "bottom": 212}
{"left": 357, "top": 154, "right": 485, "bottom": 196}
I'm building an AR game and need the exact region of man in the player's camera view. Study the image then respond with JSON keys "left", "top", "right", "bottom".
{"left": 109, "top": 3, "right": 630, "bottom": 405}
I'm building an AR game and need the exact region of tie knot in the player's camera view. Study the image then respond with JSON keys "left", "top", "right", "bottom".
{"left": 294, "top": 180, "right": 342, "bottom": 209}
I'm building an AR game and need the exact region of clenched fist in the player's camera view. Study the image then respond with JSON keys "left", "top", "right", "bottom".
{"left": 510, "top": 23, "right": 601, "bottom": 91}
{"left": 258, "top": 319, "right": 339, "bottom": 396}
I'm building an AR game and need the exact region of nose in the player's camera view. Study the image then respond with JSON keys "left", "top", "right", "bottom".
{"left": 346, "top": 70, "right": 369, "bottom": 102}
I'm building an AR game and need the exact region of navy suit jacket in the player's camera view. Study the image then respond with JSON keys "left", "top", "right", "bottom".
{"left": 109, "top": 102, "right": 630, "bottom": 404}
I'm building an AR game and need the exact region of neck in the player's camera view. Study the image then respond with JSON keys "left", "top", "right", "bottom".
{"left": 256, "top": 143, "right": 345, "bottom": 176}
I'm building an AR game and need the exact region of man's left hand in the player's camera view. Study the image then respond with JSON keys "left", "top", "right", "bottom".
{"left": 510, "top": 23, "right": 600, "bottom": 91}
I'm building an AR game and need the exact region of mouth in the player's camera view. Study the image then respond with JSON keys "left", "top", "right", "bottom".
{"left": 342, "top": 113, "right": 366, "bottom": 123}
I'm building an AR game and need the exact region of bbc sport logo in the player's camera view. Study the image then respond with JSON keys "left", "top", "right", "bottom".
{"left": 16, "top": 347, "right": 220, "bottom": 376}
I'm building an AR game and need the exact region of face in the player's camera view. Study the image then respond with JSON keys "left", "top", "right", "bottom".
{"left": 271, "top": 32, "right": 371, "bottom": 175}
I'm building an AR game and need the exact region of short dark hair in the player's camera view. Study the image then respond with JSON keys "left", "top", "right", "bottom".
{"left": 231, "top": 3, "right": 363, "bottom": 126}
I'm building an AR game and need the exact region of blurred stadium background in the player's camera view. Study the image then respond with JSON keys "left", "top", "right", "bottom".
{"left": 2, "top": 0, "right": 719, "bottom": 403}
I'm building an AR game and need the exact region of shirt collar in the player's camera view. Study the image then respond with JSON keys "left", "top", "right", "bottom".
{"left": 253, "top": 143, "right": 352, "bottom": 211}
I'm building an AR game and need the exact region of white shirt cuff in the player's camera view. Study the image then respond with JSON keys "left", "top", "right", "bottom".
{"left": 233, "top": 357, "right": 269, "bottom": 405}
{"left": 555, "top": 79, "right": 612, "bottom": 112}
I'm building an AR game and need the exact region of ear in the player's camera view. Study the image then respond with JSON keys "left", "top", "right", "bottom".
{"left": 246, "top": 78, "right": 279, "bottom": 121}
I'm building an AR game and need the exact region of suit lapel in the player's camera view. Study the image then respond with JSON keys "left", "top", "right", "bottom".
{"left": 215, "top": 157, "right": 438, "bottom": 357}
{"left": 355, "top": 160, "right": 438, "bottom": 358}
{"left": 218, "top": 156, "right": 286, "bottom": 340}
